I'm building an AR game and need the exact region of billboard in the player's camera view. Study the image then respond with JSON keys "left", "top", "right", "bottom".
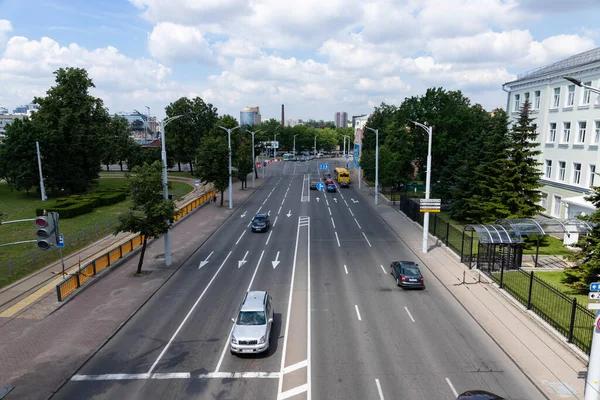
{"left": 354, "top": 144, "right": 360, "bottom": 168}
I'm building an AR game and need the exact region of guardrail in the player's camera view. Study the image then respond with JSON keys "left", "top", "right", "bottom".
{"left": 56, "top": 189, "right": 217, "bottom": 302}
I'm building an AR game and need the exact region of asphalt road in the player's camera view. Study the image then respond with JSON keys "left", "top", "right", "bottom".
{"left": 54, "top": 158, "right": 544, "bottom": 400}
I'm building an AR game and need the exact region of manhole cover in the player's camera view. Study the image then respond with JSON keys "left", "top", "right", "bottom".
{"left": 0, "top": 387, "right": 14, "bottom": 399}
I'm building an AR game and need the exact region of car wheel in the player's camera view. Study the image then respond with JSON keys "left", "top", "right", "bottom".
{"left": 390, "top": 268, "right": 393, "bottom": 275}
{"left": 230, "top": 348, "right": 235, "bottom": 355}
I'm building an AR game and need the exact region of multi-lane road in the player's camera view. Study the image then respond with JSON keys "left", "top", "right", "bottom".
{"left": 55, "top": 159, "right": 544, "bottom": 399}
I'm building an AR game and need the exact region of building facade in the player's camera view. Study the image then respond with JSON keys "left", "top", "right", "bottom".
{"left": 240, "top": 106, "right": 261, "bottom": 126}
{"left": 503, "top": 47, "right": 600, "bottom": 219}
{"left": 0, "top": 107, "right": 8, "bottom": 115}
{"left": 13, "top": 104, "right": 38, "bottom": 115}
{"left": 0, "top": 114, "right": 27, "bottom": 141}
{"left": 335, "top": 111, "right": 348, "bottom": 128}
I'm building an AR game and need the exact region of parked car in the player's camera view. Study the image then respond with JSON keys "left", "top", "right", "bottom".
{"left": 310, "top": 181, "right": 318, "bottom": 190}
{"left": 339, "top": 181, "right": 350, "bottom": 188}
{"left": 230, "top": 291, "right": 274, "bottom": 355}
{"left": 327, "top": 184, "right": 336, "bottom": 193}
{"left": 390, "top": 261, "right": 425, "bottom": 289}
{"left": 251, "top": 213, "right": 270, "bottom": 232}
{"left": 456, "top": 391, "right": 505, "bottom": 399}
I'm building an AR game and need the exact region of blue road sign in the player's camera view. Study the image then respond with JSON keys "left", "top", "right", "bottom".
{"left": 590, "top": 282, "right": 600, "bottom": 291}
{"left": 319, "top": 163, "right": 329, "bottom": 170}
{"left": 56, "top": 233, "right": 65, "bottom": 248}
{"left": 316, "top": 182, "right": 325, "bottom": 191}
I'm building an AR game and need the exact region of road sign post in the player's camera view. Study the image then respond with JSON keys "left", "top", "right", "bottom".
{"left": 419, "top": 198, "right": 441, "bottom": 213}
{"left": 316, "top": 182, "right": 325, "bottom": 192}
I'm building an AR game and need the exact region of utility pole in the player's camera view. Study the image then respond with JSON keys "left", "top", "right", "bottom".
{"left": 36, "top": 141, "right": 47, "bottom": 201}
{"left": 365, "top": 127, "right": 379, "bottom": 205}
{"left": 218, "top": 125, "right": 239, "bottom": 209}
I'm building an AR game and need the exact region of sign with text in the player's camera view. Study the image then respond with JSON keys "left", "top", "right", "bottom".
{"left": 420, "top": 198, "right": 441, "bottom": 213}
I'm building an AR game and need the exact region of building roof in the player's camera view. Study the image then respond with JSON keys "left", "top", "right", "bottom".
{"left": 508, "top": 47, "right": 600, "bottom": 84}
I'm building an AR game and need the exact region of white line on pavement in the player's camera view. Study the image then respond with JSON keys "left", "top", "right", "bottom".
{"left": 404, "top": 306, "right": 416, "bottom": 322}
{"left": 257, "top": 206, "right": 262, "bottom": 214}
{"left": 362, "top": 232, "right": 372, "bottom": 247}
{"left": 215, "top": 250, "right": 265, "bottom": 372}
{"left": 380, "top": 264, "right": 386, "bottom": 274}
{"left": 266, "top": 230, "right": 273, "bottom": 245}
{"left": 355, "top": 305, "right": 362, "bottom": 321}
{"left": 274, "top": 216, "right": 279, "bottom": 227}
{"left": 349, "top": 209, "right": 354, "bottom": 217}
{"left": 307, "top": 217, "right": 312, "bottom": 400}
{"left": 235, "top": 230, "right": 246, "bottom": 245}
{"left": 354, "top": 218, "right": 361, "bottom": 229}
{"left": 375, "top": 379, "right": 385, "bottom": 400}
{"left": 148, "top": 251, "right": 232, "bottom": 375}
{"left": 73, "top": 372, "right": 281, "bottom": 381}
{"left": 278, "top": 206, "right": 282, "bottom": 214}
{"left": 331, "top": 217, "right": 336, "bottom": 229}
{"left": 328, "top": 207, "right": 332, "bottom": 216}
{"left": 282, "top": 360, "right": 308, "bottom": 374}
{"left": 446, "top": 378, "right": 459, "bottom": 398}
{"left": 280, "top": 384, "right": 308, "bottom": 400}
{"left": 344, "top": 264, "right": 348, "bottom": 274}
{"left": 326, "top": 199, "right": 329, "bottom": 206}
{"left": 344, "top": 200, "right": 349, "bottom": 206}
{"left": 263, "top": 199, "right": 267, "bottom": 205}
{"left": 334, "top": 231, "right": 340, "bottom": 247}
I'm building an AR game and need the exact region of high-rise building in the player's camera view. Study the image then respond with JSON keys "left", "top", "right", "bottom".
{"left": 335, "top": 111, "right": 348, "bottom": 128}
{"left": 13, "top": 104, "right": 39, "bottom": 115}
{"left": 0, "top": 114, "right": 27, "bottom": 141}
{"left": 0, "top": 107, "right": 8, "bottom": 115}
{"left": 240, "top": 106, "right": 261, "bottom": 126}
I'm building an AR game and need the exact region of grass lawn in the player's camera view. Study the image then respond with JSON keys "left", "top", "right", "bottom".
{"left": 533, "top": 271, "right": 589, "bottom": 306}
{"left": 521, "top": 235, "right": 574, "bottom": 257}
{"left": 0, "top": 178, "right": 193, "bottom": 288}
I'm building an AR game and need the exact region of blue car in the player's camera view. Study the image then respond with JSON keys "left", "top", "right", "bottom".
{"left": 326, "top": 184, "right": 336, "bottom": 193}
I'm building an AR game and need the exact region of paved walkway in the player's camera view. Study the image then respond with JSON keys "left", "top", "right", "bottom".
{"left": 0, "top": 178, "right": 264, "bottom": 400}
{"left": 351, "top": 170, "right": 588, "bottom": 400}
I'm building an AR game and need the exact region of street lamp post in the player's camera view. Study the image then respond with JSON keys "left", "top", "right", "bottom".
{"left": 563, "top": 76, "right": 600, "bottom": 95}
{"left": 159, "top": 114, "right": 186, "bottom": 266}
{"left": 218, "top": 125, "right": 239, "bottom": 209}
{"left": 365, "top": 127, "right": 379, "bottom": 205}
{"left": 411, "top": 121, "right": 433, "bottom": 254}
{"left": 274, "top": 134, "right": 278, "bottom": 159}
{"left": 314, "top": 135, "right": 317, "bottom": 157}
{"left": 293, "top": 134, "right": 298, "bottom": 157}
{"left": 245, "top": 129, "right": 262, "bottom": 189}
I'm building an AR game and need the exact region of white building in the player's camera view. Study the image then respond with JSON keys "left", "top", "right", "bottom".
{"left": 0, "top": 114, "right": 27, "bottom": 141}
{"left": 503, "top": 47, "right": 600, "bottom": 219}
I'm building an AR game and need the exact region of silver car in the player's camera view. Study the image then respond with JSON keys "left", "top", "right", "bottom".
{"left": 230, "top": 291, "right": 274, "bottom": 355}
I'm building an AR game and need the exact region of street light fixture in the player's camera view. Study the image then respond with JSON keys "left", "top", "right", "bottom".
{"left": 293, "top": 134, "right": 298, "bottom": 157}
{"left": 314, "top": 135, "right": 317, "bottom": 157}
{"left": 244, "top": 129, "right": 262, "bottom": 189}
{"left": 563, "top": 76, "right": 600, "bottom": 95}
{"left": 133, "top": 109, "right": 149, "bottom": 144}
{"left": 411, "top": 120, "right": 433, "bottom": 254}
{"left": 365, "top": 127, "right": 379, "bottom": 205}
{"left": 218, "top": 125, "right": 239, "bottom": 209}
{"left": 273, "top": 133, "right": 278, "bottom": 159}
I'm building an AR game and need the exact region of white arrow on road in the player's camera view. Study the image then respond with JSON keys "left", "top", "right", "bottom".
{"left": 316, "top": 197, "right": 320, "bottom": 203}
{"left": 240, "top": 211, "right": 247, "bottom": 218}
{"left": 333, "top": 198, "right": 338, "bottom": 203}
{"left": 199, "top": 251, "right": 213, "bottom": 269}
{"left": 351, "top": 198, "right": 359, "bottom": 203}
{"left": 272, "top": 251, "right": 281, "bottom": 269}
{"left": 286, "top": 210, "right": 292, "bottom": 217}
{"left": 238, "top": 251, "right": 249, "bottom": 268}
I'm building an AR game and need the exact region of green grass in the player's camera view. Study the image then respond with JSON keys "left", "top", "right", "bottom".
{"left": 533, "top": 271, "right": 589, "bottom": 305}
{"left": 521, "top": 235, "right": 574, "bottom": 257}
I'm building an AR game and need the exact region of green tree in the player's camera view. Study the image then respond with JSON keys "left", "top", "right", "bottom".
{"left": 115, "top": 161, "right": 175, "bottom": 274}
{"left": 196, "top": 136, "right": 229, "bottom": 206}
{"left": 164, "top": 97, "right": 219, "bottom": 173}
{"left": 234, "top": 138, "right": 253, "bottom": 189}
{"left": 101, "top": 116, "right": 136, "bottom": 171}
{"left": 0, "top": 118, "right": 40, "bottom": 193}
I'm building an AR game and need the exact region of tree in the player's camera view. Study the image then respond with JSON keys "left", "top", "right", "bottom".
{"left": 0, "top": 118, "right": 40, "bottom": 193}
{"left": 196, "top": 136, "right": 229, "bottom": 206}
{"left": 115, "top": 161, "right": 175, "bottom": 274}
{"left": 164, "top": 97, "right": 219, "bottom": 174}
{"left": 234, "top": 138, "right": 253, "bottom": 189}
{"left": 100, "top": 116, "right": 135, "bottom": 171}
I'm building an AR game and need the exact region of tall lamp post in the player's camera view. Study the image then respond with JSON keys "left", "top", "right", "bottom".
{"left": 314, "top": 135, "right": 317, "bottom": 157}
{"left": 411, "top": 121, "right": 433, "bottom": 254}
{"left": 365, "top": 127, "right": 379, "bottom": 205}
{"left": 159, "top": 114, "right": 186, "bottom": 266}
{"left": 218, "top": 125, "right": 239, "bottom": 209}
{"left": 145, "top": 106, "right": 150, "bottom": 139}
{"left": 245, "top": 129, "right": 262, "bottom": 189}
{"left": 293, "top": 134, "right": 298, "bottom": 156}
{"left": 564, "top": 77, "right": 600, "bottom": 400}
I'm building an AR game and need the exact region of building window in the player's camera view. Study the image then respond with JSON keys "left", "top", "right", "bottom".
{"left": 578, "top": 121, "right": 587, "bottom": 143}
{"left": 562, "top": 122, "right": 571, "bottom": 143}
{"left": 545, "top": 160, "right": 552, "bottom": 178}
{"left": 595, "top": 121, "right": 600, "bottom": 144}
{"left": 558, "top": 161, "right": 566, "bottom": 181}
{"left": 553, "top": 195, "right": 562, "bottom": 217}
{"left": 540, "top": 193, "right": 548, "bottom": 211}
{"left": 553, "top": 87, "right": 561, "bottom": 108}
{"left": 567, "top": 85, "right": 575, "bottom": 106}
{"left": 573, "top": 163, "right": 582, "bottom": 184}
{"left": 534, "top": 90, "right": 541, "bottom": 109}
{"left": 514, "top": 94, "right": 520, "bottom": 111}
{"left": 590, "top": 164, "right": 596, "bottom": 187}
{"left": 583, "top": 82, "right": 592, "bottom": 105}
{"left": 524, "top": 92, "right": 530, "bottom": 104}
{"left": 548, "top": 123, "right": 556, "bottom": 142}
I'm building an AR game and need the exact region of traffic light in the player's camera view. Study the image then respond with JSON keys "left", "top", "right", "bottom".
{"left": 35, "top": 212, "right": 59, "bottom": 250}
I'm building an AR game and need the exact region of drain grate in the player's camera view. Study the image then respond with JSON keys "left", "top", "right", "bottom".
{"left": 0, "top": 387, "right": 14, "bottom": 399}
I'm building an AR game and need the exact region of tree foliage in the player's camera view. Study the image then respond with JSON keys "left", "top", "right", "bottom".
{"left": 196, "top": 135, "right": 229, "bottom": 206}
{"left": 0, "top": 118, "right": 40, "bottom": 193}
{"left": 100, "top": 116, "right": 136, "bottom": 171}
{"left": 115, "top": 161, "right": 175, "bottom": 274}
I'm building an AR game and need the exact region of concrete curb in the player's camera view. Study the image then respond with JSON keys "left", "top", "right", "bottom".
{"left": 45, "top": 181, "right": 265, "bottom": 400}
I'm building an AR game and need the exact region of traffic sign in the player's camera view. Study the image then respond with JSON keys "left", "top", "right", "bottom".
{"left": 319, "top": 163, "right": 329, "bottom": 170}
{"left": 591, "top": 282, "right": 600, "bottom": 291}
{"left": 590, "top": 292, "right": 600, "bottom": 300}
{"left": 316, "top": 182, "right": 325, "bottom": 191}
{"left": 194, "top": 180, "right": 200, "bottom": 187}
{"left": 56, "top": 233, "right": 65, "bottom": 248}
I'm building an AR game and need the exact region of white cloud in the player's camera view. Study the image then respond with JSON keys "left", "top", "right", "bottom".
{"left": 129, "top": 0, "right": 251, "bottom": 25}
{"left": 0, "top": 20, "right": 12, "bottom": 47}
{"left": 357, "top": 77, "right": 411, "bottom": 94}
{"left": 213, "top": 37, "right": 263, "bottom": 59}
{"left": 148, "top": 22, "right": 214, "bottom": 64}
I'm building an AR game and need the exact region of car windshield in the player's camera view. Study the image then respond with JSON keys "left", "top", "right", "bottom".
{"left": 237, "top": 311, "right": 266, "bottom": 325}
{"left": 254, "top": 216, "right": 266, "bottom": 222}
{"left": 403, "top": 266, "right": 420, "bottom": 276}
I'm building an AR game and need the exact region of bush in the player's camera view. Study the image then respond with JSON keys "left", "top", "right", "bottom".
{"left": 35, "top": 190, "right": 127, "bottom": 219}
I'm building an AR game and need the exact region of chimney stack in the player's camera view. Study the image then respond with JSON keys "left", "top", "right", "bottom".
{"left": 281, "top": 104, "right": 285, "bottom": 126}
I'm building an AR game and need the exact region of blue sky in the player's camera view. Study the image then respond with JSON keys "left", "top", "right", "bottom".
{"left": 0, "top": 0, "right": 599, "bottom": 122}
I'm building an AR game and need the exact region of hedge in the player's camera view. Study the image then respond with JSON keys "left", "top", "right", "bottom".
{"left": 36, "top": 190, "right": 127, "bottom": 219}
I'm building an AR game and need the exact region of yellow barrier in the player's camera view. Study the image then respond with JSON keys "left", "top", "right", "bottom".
{"left": 56, "top": 189, "right": 217, "bottom": 302}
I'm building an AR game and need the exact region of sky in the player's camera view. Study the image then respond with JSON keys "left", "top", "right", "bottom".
{"left": 0, "top": 0, "right": 599, "bottom": 122}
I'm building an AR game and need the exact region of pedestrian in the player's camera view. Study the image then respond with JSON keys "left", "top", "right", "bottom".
{"left": 213, "top": 194, "right": 217, "bottom": 206}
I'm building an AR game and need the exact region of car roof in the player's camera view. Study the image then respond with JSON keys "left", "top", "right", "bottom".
{"left": 241, "top": 291, "right": 268, "bottom": 311}
{"left": 254, "top": 213, "right": 268, "bottom": 218}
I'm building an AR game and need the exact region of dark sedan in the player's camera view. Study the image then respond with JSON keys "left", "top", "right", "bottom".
{"left": 310, "top": 181, "right": 318, "bottom": 190}
{"left": 326, "top": 184, "right": 336, "bottom": 193}
{"left": 390, "top": 261, "right": 425, "bottom": 289}
{"left": 251, "top": 213, "right": 270, "bottom": 232}
{"left": 457, "top": 391, "right": 505, "bottom": 399}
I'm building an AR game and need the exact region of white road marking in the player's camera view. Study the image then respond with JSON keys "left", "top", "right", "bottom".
{"left": 355, "top": 305, "right": 362, "bottom": 321}
{"left": 257, "top": 206, "right": 262, "bottom": 214}
{"left": 349, "top": 209, "right": 354, "bottom": 217}
{"left": 334, "top": 231, "right": 340, "bottom": 247}
{"left": 266, "top": 230, "right": 273, "bottom": 245}
{"left": 148, "top": 251, "right": 232, "bottom": 375}
{"left": 281, "top": 199, "right": 285, "bottom": 206}
{"left": 272, "top": 251, "right": 281, "bottom": 269}
{"left": 278, "top": 206, "right": 282, "bottom": 214}
{"left": 326, "top": 199, "right": 329, "bottom": 206}
{"left": 380, "top": 264, "right": 386, "bottom": 274}
{"left": 354, "top": 218, "right": 361, "bottom": 229}
{"left": 263, "top": 199, "right": 268, "bottom": 205}
{"left": 199, "top": 251, "right": 213, "bottom": 269}
{"left": 376, "top": 379, "right": 385, "bottom": 400}
{"left": 282, "top": 359, "right": 308, "bottom": 374}
{"left": 404, "top": 306, "right": 416, "bottom": 322}
{"left": 328, "top": 207, "right": 332, "bottom": 216}
{"left": 331, "top": 217, "right": 336, "bottom": 229}
{"left": 273, "top": 216, "right": 279, "bottom": 227}
{"left": 344, "top": 200, "right": 349, "bottom": 206}
{"left": 307, "top": 216, "right": 312, "bottom": 400}
{"left": 446, "top": 378, "right": 459, "bottom": 398}
{"left": 235, "top": 230, "right": 246, "bottom": 245}
{"left": 238, "top": 251, "right": 249, "bottom": 268}
{"left": 215, "top": 250, "right": 265, "bottom": 372}
{"left": 362, "top": 232, "right": 372, "bottom": 247}
{"left": 344, "top": 264, "right": 348, "bottom": 274}
{"left": 73, "top": 372, "right": 281, "bottom": 381}
{"left": 280, "top": 384, "right": 308, "bottom": 400}
{"left": 284, "top": 192, "right": 287, "bottom": 199}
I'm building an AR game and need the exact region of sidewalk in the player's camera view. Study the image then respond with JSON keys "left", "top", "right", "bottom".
{"left": 0, "top": 179, "right": 262, "bottom": 400}
{"left": 352, "top": 172, "right": 588, "bottom": 399}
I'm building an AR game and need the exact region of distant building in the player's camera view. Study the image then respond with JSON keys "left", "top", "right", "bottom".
{"left": 13, "top": 104, "right": 39, "bottom": 115}
{"left": 285, "top": 119, "right": 299, "bottom": 127}
{"left": 335, "top": 111, "right": 348, "bottom": 128}
{"left": 0, "top": 114, "right": 27, "bottom": 141}
{"left": 116, "top": 111, "right": 146, "bottom": 126}
{"left": 0, "top": 107, "right": 8, "bottom": 115}
{"left": 241, "top": 106, "right": 262, "bottom": 126}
